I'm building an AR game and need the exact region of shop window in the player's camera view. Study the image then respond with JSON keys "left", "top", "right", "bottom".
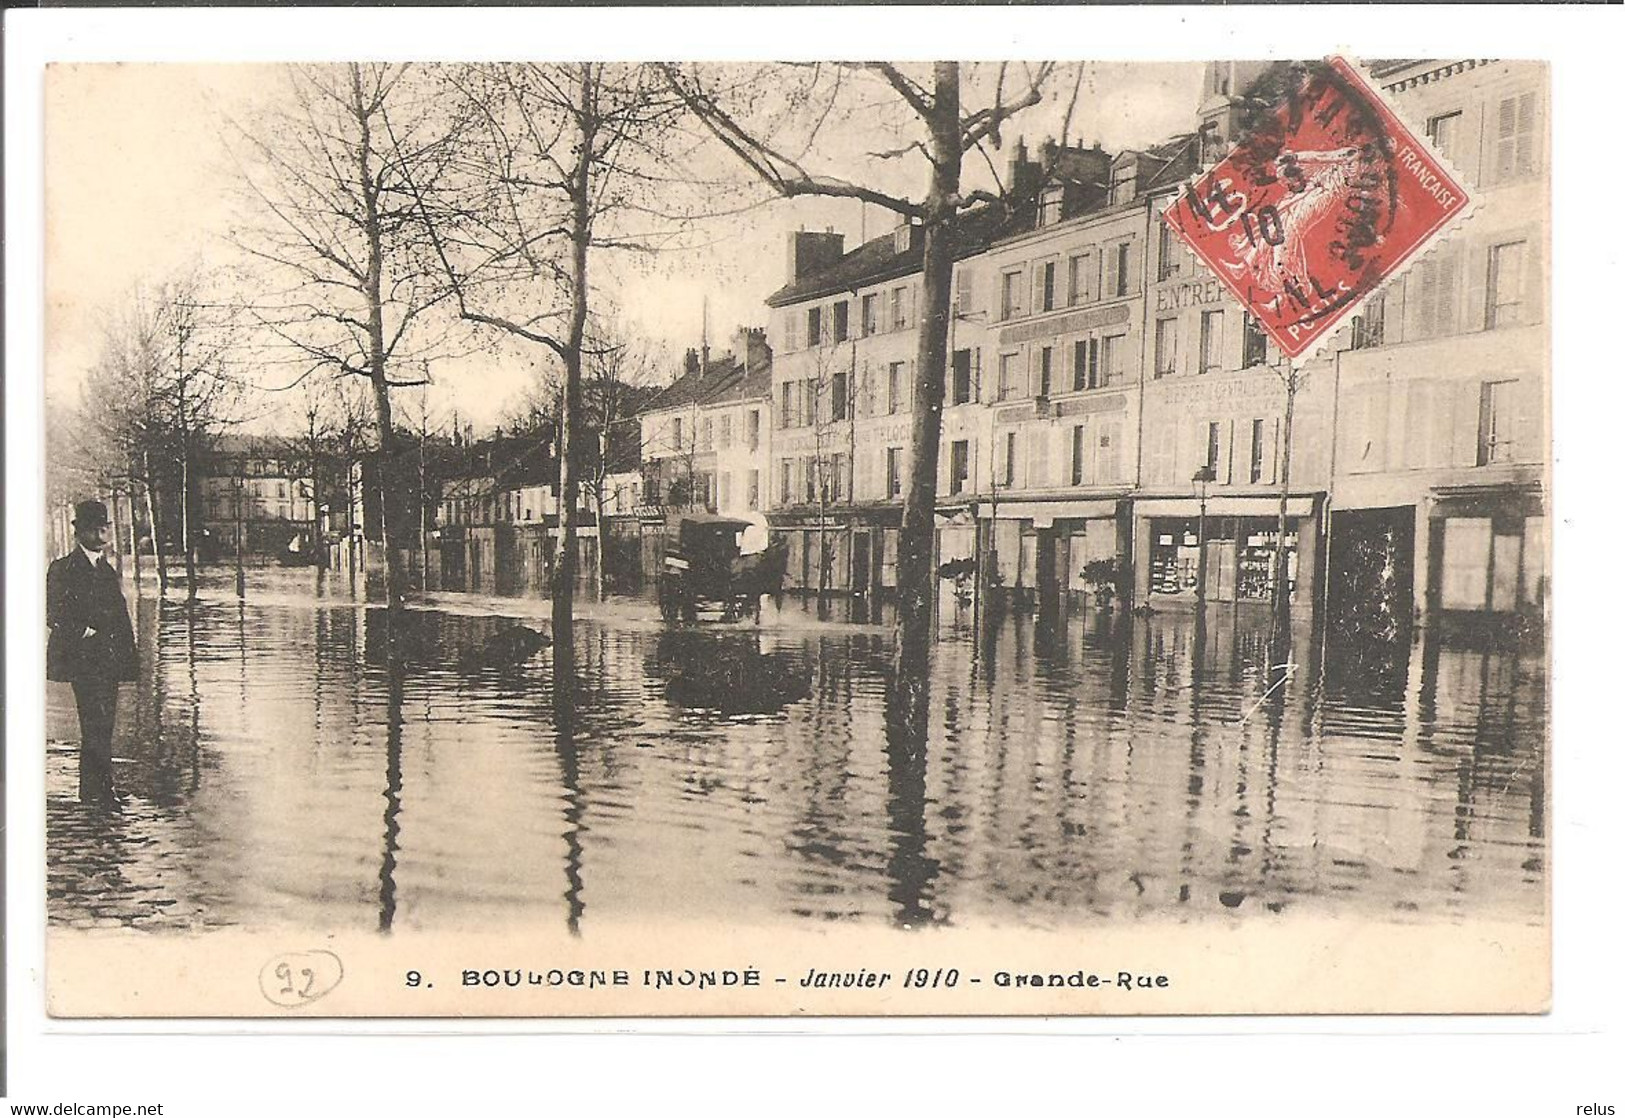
{"left": 950, "top": 440, "right": 971, "bottom": 495}
{"left": 1486, "top": 241, "right": 1526, "bottom": 329}
{"left": 1441, "top": 517, "right": 1492, "bottom": 610}
{"left": 1238, "top": 527, "right": 1297, "bottom": 601}
{"left": 1199, "top": 310, "right": 1223, "bottom": 374}
{"left": 1477, "top": 379, "right": 1516, "bottom": 465}
{"left": 1521, "top": 516, "right": 1547, "bottom": 607}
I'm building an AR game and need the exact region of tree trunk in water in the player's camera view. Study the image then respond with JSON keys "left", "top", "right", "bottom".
{"left": 179, "top": 439, "right": 198, "bottom": 600}
{"left": 553, "top": 69, "right": 594, "bottom": 725}
{"left": 592, "top": 480, "right": 607, "bottom": 603}
{"left": 1271, "top": 368, "right": 1298, "bottom": 672}
{"left": 888, "top": 61, "right": 960, "bottom": 747}
{"left": 143, "top": 461, "right": 169, "bottom": 593}
{"left": 126, "top": 481, "right": 142, "bottom": 587}
{"left": 354, "top": 62, "right": 407, "bottom": 617}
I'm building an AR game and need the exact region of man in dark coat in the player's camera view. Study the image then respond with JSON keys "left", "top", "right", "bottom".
{"left": 47, "top": 499, "right": 138, "bottom": 805}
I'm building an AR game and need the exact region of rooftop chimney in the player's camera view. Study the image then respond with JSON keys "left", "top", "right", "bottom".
{"left": 683, "top": 347, "right": 700, "bottom": 377}
{"left": 787, "top": 229, "right": 846, "bottom": 283}
{"left": 735, "top": 326, "right": 770, "bottom": 370}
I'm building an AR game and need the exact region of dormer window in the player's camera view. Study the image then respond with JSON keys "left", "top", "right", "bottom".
{"left": 1111, "top": 159, "right": 1137, "bottom": 205}
{"left": 1038, "top": 186, "right": 1064, "bottom": 228}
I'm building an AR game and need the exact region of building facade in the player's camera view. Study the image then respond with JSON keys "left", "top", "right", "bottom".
{"left": 755, "top": 59, "right": 1546, "bottom": 636}
{"left": 638, "top": 328, "right": 773, "bottom": 519}
{"left": 1325, "top": 59, "right": 1548, "bottom": 639}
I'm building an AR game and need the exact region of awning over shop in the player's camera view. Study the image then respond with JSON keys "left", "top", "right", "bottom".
{"left": 1135, "top": 495, "right": 1317, "bottom": 519}
{"left": 976, "top": 499, "right": 1120, "bottom": 524}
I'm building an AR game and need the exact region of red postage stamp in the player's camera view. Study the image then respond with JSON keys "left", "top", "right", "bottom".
{"left": 1162, "top": 55, "right": 1472, "bottom": 361}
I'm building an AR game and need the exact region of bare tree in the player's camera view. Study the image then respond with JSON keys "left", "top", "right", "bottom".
{"left": 580, "top": 316, "right": 662, "bottom": 600}
{"left": 407, "top": 62, "right": 688, "bottom": 716}
{"left": 662, "top": 61, "right": 1066, "bottom": 739}
{"left": 230, "top": 63, "right": 463, "bottom": 614}
{"left": 67, "top": 278, "right": 242, "bottom": 600}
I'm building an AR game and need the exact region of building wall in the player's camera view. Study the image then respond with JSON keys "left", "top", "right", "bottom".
{"left": 1329, "top": 60, "right": 1548, "bottom": 629}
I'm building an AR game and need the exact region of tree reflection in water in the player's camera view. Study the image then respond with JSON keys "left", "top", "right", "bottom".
{"left": 45, "top": 572, "right": 1548, "bottom": 934}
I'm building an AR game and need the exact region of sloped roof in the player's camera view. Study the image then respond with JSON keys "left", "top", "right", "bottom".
{"left": 765, "top": 203, "right": 1016, "bottom": 308}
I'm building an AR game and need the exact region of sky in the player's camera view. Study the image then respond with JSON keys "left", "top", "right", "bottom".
{"left": 44, "top": 61, "right": 1204, "bottom": 434}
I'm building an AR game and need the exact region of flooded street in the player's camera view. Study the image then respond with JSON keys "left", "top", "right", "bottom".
{"left": 46, "top": 570, "right": 1546, "bottom": 935}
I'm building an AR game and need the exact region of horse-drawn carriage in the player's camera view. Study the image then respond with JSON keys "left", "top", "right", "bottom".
{"left": 657, "top": 513, "right": 788, "bottom": 624}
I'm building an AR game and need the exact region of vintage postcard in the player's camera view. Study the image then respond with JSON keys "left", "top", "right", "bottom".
{"left": 38, "top": 54, "right": 1549, "bottom": 1018}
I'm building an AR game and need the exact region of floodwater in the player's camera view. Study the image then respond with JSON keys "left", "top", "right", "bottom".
{"left": 46, "top": 569, "right": 1546, "bottom": 934}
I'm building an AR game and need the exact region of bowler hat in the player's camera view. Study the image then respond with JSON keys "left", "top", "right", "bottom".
{"left": 72, "top": 499, "right": 111, "bottom": 528}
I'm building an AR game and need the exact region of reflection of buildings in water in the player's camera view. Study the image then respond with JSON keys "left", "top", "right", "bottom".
{"left": 49, "top": 590, "right": 1545, "bottom": 932}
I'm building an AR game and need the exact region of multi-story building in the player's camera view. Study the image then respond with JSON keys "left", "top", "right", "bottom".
{"left": 639, "top": 327, "right": 773, "bottom": 519}
{"left": 1324, "top": 59, "right": 1547, "bottom": 639}
{"left": 198, "top": 435, "right": 318, "bottom": 558}
{"left": 756, "top": 59, "right": 1546, "bottom": 637}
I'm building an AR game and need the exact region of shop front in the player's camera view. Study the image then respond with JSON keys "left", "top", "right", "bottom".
{"left": 1133, "top": 496, "right": 1320, "bottom": 614}
{"left": 1423, "top": 484, "right": 1545, "bottom": 640}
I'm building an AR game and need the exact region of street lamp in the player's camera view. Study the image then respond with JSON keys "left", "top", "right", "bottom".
{"left": 1191, "top": 464, "right": 1216, "bottom": 607}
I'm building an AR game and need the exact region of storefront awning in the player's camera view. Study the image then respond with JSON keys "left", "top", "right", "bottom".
{"left": 976, "top": 499, "right": 1119, "bottom": 524}
{"left": 1135, "top": 495, "right": 1317, "bottom": 519}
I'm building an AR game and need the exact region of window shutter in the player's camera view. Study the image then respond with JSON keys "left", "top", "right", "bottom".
{"left": 1125, "top": 238, "right": 1140, "bottom": 295}
{"left": 1264, "top": 418, "right": 1280, "bottom": 485}
{"left": 1524, "top": 232, "right": 1545, "bottom": 323}
{"left": 1515, "top": 376, "right": 1543, "bottom": 466}
{"left": 973, "top": 348, "right": 983, "bottom": 402}
{"left": 1465, "top": 240, "right": 1489, "bottom": 332}
{"left": 1087, "top": 252, "right": 1101, "bottom": 303}
{"left": 1223, "top": 419, "right": 1235, "bottom": 484}
{"left": 1439, "top": 244, "right": 1461, "bottom": 335}
{"left": 1516, "top": 92, "right": 1539, "bottom": 176}
{"left": 1104, "top": 248, "right": 1120, "bottom": 302}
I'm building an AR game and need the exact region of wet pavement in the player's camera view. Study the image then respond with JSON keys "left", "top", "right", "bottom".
{"left": 46, "top": 569, "right": 1546, "bottom": 934}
